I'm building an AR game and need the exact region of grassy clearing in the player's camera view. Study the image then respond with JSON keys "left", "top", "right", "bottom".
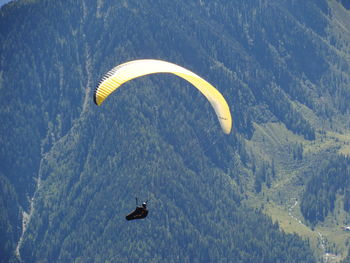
{"left": 265, "top": 202, "right": 313, "bottom": 236}
{"left": 328, "top": 131, "right": 350, "bottom": 156}
{"left": 264, "top": 199, "right": 349, "bottom": 262}
{"left": 246, "top": 121, "right": 350, "bottom": 261}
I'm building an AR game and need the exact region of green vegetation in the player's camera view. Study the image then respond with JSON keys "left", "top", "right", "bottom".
{"left": 301, "top": 155, "right": 350, "bottom": 224}
{"left": 0, "top": 0, "right": 350, "bottom": 262}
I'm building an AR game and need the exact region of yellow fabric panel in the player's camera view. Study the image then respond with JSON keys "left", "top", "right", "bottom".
{"left": 94, "top": 59, "right": 232, "bottom": 134}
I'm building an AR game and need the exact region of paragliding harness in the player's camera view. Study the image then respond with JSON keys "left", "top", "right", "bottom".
{"left": 125, "top": 198, "right": 149, "bottom": 221}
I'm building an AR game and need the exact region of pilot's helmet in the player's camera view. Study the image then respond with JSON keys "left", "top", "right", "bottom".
{"left": 142, "top": 202, "right": 147, "bottom": 208}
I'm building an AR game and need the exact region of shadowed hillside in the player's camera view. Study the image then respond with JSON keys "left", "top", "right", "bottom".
{"left": 1, "top": 0, "right": 350, "bottom": 262}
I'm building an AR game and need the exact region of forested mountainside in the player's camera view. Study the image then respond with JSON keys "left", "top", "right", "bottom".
{"left": 0, "top": 0, "right": 349, "bottom": 262}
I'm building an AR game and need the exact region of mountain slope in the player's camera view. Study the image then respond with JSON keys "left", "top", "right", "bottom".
{"left": 1, "top": 0, "right": 350, "bottom": 262}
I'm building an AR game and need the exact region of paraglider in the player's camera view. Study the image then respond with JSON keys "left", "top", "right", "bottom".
{"left": 125, "top": 198, "right": 148, "bottom": 221}
{"left": 94, "top": 59, "right": 233, "bottom": 221}
{"left": 94, "top": 59, "right": 232, "bottom": 134}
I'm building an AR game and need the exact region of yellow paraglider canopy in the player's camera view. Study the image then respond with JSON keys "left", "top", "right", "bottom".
{"left": 94, "top": 59, "right": 232, "bottom": 134}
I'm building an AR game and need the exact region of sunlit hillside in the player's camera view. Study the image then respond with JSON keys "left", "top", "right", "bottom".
{"left": 1, "top": 0, "right": 350, "bottom": 262}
